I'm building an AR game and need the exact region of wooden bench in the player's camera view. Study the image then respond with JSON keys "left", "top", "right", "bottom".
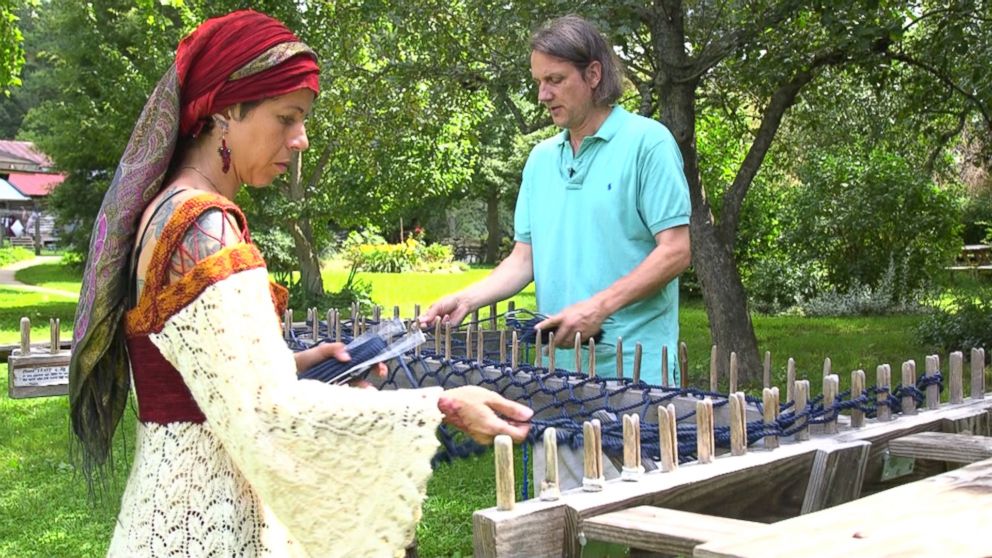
{"left": 888, "top": 431, "right": 992, "bottom": 464}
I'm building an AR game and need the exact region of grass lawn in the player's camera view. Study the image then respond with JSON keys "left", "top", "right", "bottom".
{"left": 1, "top": 258, "right": 987, "bottom": 557}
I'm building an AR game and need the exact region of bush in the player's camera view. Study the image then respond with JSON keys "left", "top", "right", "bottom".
{"left": 0, "top": 247, "right": 35, "bottom": 267}
{"left": 917, "top": 291, "right": 992, "bottom": 365}
{"left": 799, "top": 259, "right": 931, "bottom": 317}
{"left": 288, "top": 262, "right": 374, "bottom": 313}
{"left": 744, "top": 256, "right": 825, "bottom": 314}
{"left": 961, "top": 188, "right": 992, "bottom": 245}
{"left": 343, "top": 231, "right": 455, "bottom": 273}
{"left": 251, "top": 228, "right": 297, "bottom": 285}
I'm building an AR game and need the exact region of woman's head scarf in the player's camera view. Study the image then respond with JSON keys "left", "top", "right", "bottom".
{"left": 69, "top": 9, "right": 319, "bottom": 473}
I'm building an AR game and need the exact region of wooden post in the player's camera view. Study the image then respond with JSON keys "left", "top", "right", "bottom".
{"left": 633, "top": 343, "right": 642, "bottom": 384}
{"left": 582, "top": 419, "right": 605, "bottom": 491}
{"left": 697, "top": 398, "right": 715, "bottom": 464}
{"left": 540, "top": 427, "right": 560, "bottom": 501}
{"left": 494, "top": 435, "right": 514, "bottom": 511}
{"left": 334, "top": 310, "right": 342, "bottom": 343}
{"left": 499, "top": 330, "right": 506, "bottom": 364}
{"left": 902, "top": 360, "right": 917, "bottom": 416}
{"left": 394, "top": 305, "right": 401, "bottom": 320}
{"left": 465, "top": 327, "right": 473, "bottom": 361}
{"left": 310, "top": 307, "right": 319, "bottom": 341}
{"left": 372, "top": 305, "right": 381, "bottom": 323}
{"left": 851, "top": 369, "right": 866, "bottom": 428}
{"left": 730, "top": 392, "right": 747, "bottom": 456}
{"left": 433, "top": 318, "right": 442, "bottom": 355}
{"left": 659, "top": 403, "right": 678, "bottom": 472}
{"left": 19, "top": 317, "right": 29, "bottom": 354}
{"left": 587, "top": 337, "right": 596, "bottom": 379}
{"left": 621, "top": 414, "right": 644, "bottom": 481}
{"left": 661, "top": 345, "right": 669, "bottom": 388}
{"left": 49, "top": 318, "right": 59, "bottom": 355}
{"left": 763, "top": 351, "right": 771, "bottom": 389}
{"left": 925, "top": 354, "right": 940, "bottom": 410}
{"left": 949, "top": 351, "right": 964, "bottom": 404}
{"left": 972, "top": 348, "right": 986, "bottom": 400}
{"left": 283, "top": 309, "right": 293, "bottom": 340}
{"left": 534, "top": 329, "right": 543, "bottom": 368}
{"left": 763, "top": 387, "right": 780, "bottom": 449}
{"left": 477, "top": 330, "right": 485, "bottom": 365}
{"left": 615, "top": 337, "right": 624, "bottom": 380}
{"left": 414, "top": 304, "right": 421, "bottom": 323}
{"left": 823, "top": 357, "right": 831, "bottom": 379}
{"left": 679, "top": 341, "right": 689, "bottom": 389}
{"left": 823, "top": 374, "right": 839, "bottom": 435}
{"left": 795, "top": 380, "right": 810, "bottom": 441}
{"left": 471, "top": 309, "right": 479, "bottom": 332}
{"left": 877, "top": 364, "right": 892, "bottom": 422}
{"left": 710, "top": 344, "right": 719, "bottom": 392}
{"left": 729, "top": 352, "right": 738, "bottom": 394}
{"left": 488, "top": 302, "right": 497, "bottom": 330}
{"left": 787, "top": 357, "right": 796, "bottom": 404}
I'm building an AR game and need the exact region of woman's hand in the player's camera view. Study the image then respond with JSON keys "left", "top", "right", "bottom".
{"left": 294, "top": 342, "right": 386, "bottom": 387}
{"left": 438, "top": 386, "right": 533, "bottom": 444}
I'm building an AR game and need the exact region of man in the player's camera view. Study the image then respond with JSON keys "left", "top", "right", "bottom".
{"left": 422, "top": 15, "right": 690, "bottom": 385}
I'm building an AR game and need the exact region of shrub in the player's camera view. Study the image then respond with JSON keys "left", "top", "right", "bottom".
{"left": 744, "top": 256, "right": 825, "bottom": 314}
{"left": 0, "top": 247, "right": 35, "bottom": 267}
{"left": 800, "top": 259, "right": 931, "bottom": 317}
{"left": 917, "top": 291, "right": 992, "bottom": 365}
{"left": 343, "top": 231, "right": 456, "bottom": 273}
{"left": 251, "top": 228, "right": 297, "bottom": 285}
{"left": 288, "top": 262, "right": 374, "bottom": 313}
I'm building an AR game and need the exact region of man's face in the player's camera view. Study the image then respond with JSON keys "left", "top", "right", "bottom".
{"left": 530, "top": 50, "right": 600, "bottom": 131}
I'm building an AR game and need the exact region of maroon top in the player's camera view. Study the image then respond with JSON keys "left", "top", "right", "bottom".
{"left": 126, "top": 335, "right": 206, "bottom": 424}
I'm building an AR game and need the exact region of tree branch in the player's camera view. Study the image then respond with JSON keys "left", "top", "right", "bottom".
{"left": 885, "top": 50, "right": 992, "bottom": 129}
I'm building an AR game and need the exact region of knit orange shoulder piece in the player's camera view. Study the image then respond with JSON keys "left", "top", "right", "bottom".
{"left": 125, "top": 193, "right": 276, "bottom": 336}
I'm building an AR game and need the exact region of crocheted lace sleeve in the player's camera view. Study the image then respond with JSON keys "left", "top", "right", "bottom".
{"left": 148, "top": 267, "right": 443, "bottom": 557}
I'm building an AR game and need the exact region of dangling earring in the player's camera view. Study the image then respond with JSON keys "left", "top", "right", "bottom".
{"left": 218, "top": 133, "right": 231, "bottom": 173}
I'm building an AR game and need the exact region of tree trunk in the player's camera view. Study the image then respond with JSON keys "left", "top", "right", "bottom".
{"left": 287, "top": 152, "right": 324, "bottom": 301}
{"left": 484, "top": 181, "right": 500, "bottom": 264}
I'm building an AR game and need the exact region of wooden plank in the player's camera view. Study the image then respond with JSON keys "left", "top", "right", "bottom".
{"left": 695, "top": 457, "right": 992, "bottom": 558}
{"left": 800, "top": 441, "right": 870, "bottom": 514}
{"left": 7, "top": 350, "right": 71, "bottom": 398}
{"left": 888, "top": 431, "right": 992, "bottom": 464}
{"left": 582, "top": 506, "right": 765, "bottom": 556}
{"left": 473, "top": 500, "right": 566, "bottom": 558}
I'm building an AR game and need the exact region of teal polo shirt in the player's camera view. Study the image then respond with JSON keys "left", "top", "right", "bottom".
{"left": 514, "top": 106, "right": 690, "bottom": 384}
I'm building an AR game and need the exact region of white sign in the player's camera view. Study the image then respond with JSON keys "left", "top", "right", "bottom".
{"left": 13, "top": 365, "right": 69, "bottom": 387}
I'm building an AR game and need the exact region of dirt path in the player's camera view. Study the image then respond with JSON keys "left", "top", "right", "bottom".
{"left": 0, "top": 256, "right": 78, "bottom": 298}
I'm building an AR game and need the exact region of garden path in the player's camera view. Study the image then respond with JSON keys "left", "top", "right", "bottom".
{"left": 0, "top": 256, "right": 78, "bottom": 298}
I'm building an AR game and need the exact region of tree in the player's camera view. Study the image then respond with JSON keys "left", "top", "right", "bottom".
{"left": 0, "top": 0, "right": 25, "bottom": 93}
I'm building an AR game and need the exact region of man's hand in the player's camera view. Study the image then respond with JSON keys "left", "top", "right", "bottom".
{"left": 535, "top": 297, "right": 608, "bottom": 348}
{"left": 438, "top": 386, "right": 533, "bottom": 444}
{"left": 418, "top": 294, "right": 472, "bottom": 329}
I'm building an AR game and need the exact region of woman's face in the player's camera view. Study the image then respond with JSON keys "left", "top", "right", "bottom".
{"left": 226, "top": 88, "right": 315, "bottom": 187}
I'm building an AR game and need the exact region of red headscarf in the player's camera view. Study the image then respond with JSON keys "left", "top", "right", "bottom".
{"left": 176, "top": 10, "right": 320, "bottom": 137}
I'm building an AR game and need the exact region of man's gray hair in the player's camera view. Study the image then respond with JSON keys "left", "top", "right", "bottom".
{"left": 530, "top": 15, "right": 625, "bottom": 106}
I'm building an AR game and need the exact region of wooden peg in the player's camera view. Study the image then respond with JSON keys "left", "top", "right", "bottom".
{"left": 49, "top": 318, "right": 60, "bottom": 355}
{"left": 499, "top": 330, "right": 506, "bottom": 363}
{"left": 393, "top": 305, "right": 400, "bottom": 320}
{"left": 413, "top": 304, "right": 420, "bottom": 322}
{"left": 658, "top": 403, "right": 678, "bottom": 472}
{"left": 696, "top": 398, "right": 715, "bottom": 464}
{"left": 494, "top": 435, "right": 514, "bottom": 511}
{"left": 787, "top": 357, "right": 796, "bottom": 403}
{"left": 325, "top": 309, "right": 334, "bottom": 340}
{"left": 471, "top": 309, "right": 479, "bottom": 332}
{"left": 535, "top": 328, "right": 543, "bottom": 368}
{"left": 582, "top": 419, "right": 605, "bottom": 491}
{"left": 19, "top": 316, "right": 30, "bottom": 354}
{"left": 632, "top": 343, "right": 642, "bottom": 384}
{"left": 444, "top": 323, "right": 452, "bottom": 361}
{"left": 823, "top": 374, "right": 839, "bottom": 435}
{"left": 615, "top": 337, "right": 624, "bottom": 380}
{"left": 465, "top": 327, "right": 473, "bottom": 361}
{"left": 548, "top": 331, "right": 556, "bottom": 372}
{"left": 310, "top": 307, "right": 319, "bottom": 340}
{"left": 476, "top": 330, "right": 485, "bottom": 365}
{"left": 573, "top": 332, "right": 582, "bottom": 374}
{"left": 372, "top": 305, "right": 381, "bottom": 322}
{"left": 334, "top": 310, "right": 342, "bottom": 343}
{"left": 433, "top": 318, "right": 442, "bottom": 355}
{"left": 709, "top": 344, "right": 719, "bottom": 392}
{"left": 877, "top": 364, "right": 892, "bottom": 422}
{"left": 729, "top": 351, "right": 739, "bottom": 394}
{"left": 661, "top": 345, "right": 669, "bottom": 387}
{"left": 949, "top": 351, "right": 964, "bottom": 404}
{"left": 901, "top": 360, "right": 917, "bottom": 416}
{"left": 730, "top": 392, "right": 747, "bottom": 456}
{"left": 763, "top": 351, "right": 771, "bottom": 389}
{"left": 925, "top": 354, "right": 940, "bottom": 410}
{"left": 587, "top": 337, "right": 596, "bottom": 379}
{"left": 283, "top": 309, "right": 293, "bottom": 340}
{"left": 511, "top": 331, "right": 519, "bottom": 370}
{"left": 972, "top": 348, "right": 986, "bottom": 400}
{"left": 823, "top": 357, "right": 831, "bottom": 378}
{"left": 763, "top": 387, "right": 780, "bottom": 449}
{"left": 851, "top": 370, "right": 866, "bottom": 428}
{"left": 507, "top": 300, "right": 515, "bottom": 314}
{"left": 679, "top": 342, "right": 688, "bottom": 389}
{"left": 350, "top": 302, "right": 358, "bottom": 321}
{"left": 540, "top": 427, "right": 560, "bottom": 501}
{"left": 795, "top": 380, "right": 810, "bottom": 441}
{"left": 621, "top": 414, "right": 643, "bottom": 481}
{"left": 488, "top": 302, "right": 497, "bottom": 330}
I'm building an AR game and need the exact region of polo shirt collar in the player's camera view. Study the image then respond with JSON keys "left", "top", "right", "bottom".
{"left": 555, "top": 105, "right": 627, "bottom": 146}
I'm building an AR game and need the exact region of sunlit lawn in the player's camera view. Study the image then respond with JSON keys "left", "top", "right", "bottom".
{"left": 1, "top": 257, "right": 986, "bottom": 557}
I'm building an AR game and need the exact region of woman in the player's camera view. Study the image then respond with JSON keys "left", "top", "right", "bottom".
{"left": 68, "top": 10, "right": 531, "bottom": 558}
